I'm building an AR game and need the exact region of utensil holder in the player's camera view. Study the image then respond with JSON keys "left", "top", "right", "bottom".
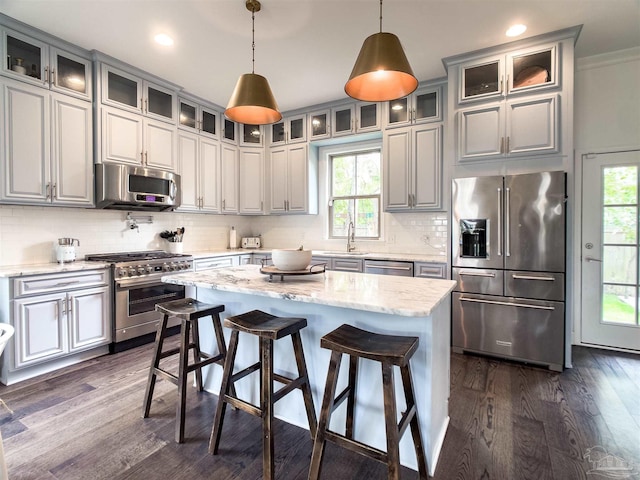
{"left": 168, "top": 242, "right": 184, "bottom": 254}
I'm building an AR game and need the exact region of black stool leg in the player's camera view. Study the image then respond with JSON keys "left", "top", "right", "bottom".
{"left": 401, "top": 364, "right": 429, "bottom": 479}
{"left": 346, "top": 355, "right": 358, "bottom": 439}
{"left": 209, "top": 329, "right": 239, "bottom": 454}
{"left": 176, "top": 318, "right": 191, "bottom": 443}
{"left": 381, "top": 362, "right": 401, "bottom": 480}
{"left": 261, "top": 336, "right": 275, "bottom": 480}
{"left": 191, "top": 317, "right": 203, "bottom": 392}
{"left": 292, "top": 331, "right": 317, "bottom": 438}
{"left": 308, "top": 350, "right": 343, "bottom": 480}
{"left": 142, "top": 313, "right": 170, "bottom": 418}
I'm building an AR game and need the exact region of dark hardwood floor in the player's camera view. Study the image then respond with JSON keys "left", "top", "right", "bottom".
{"left": 0, "top": 341, "right": 638, "bottom": 480}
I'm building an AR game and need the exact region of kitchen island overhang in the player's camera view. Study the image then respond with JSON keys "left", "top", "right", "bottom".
{"left": 162, "top": 265, "right": 456, "bottom": 476}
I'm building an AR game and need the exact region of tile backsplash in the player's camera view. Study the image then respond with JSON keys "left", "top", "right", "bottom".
{"left": 0, "top": 205, "right": 448, "bottom": 266}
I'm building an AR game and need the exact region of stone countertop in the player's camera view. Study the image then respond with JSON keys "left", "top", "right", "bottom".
{"left": 190, "top": 249, "right": 447, "bottom": 264}
{"left": 0, "top": 261, "right": 110, "bottom": 278}
{"left": 162, "top": 264, "right": 456, "bottom": 317}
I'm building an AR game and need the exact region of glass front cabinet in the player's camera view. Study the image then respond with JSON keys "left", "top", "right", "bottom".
{"left": 270, "top": 114, "right": 306, "bottom": 145}
{"left": 458, "top": 43, "right": 558, "bottom": 104}
{"left": 386, "top": 85, "right": 442, "bottom": 128}
{"left": 100, "top": 64, "right": 176, "bottom": 123}
{"left": 308, "top": 110, "right": 330, "bottom": 140}
{"left": 178, "top": 97, "right": 219, "bottom": 139}
{"left": 2, "top": 27, "right": 92, "bottom": 100}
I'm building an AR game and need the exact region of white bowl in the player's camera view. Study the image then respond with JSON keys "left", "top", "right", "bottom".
{"left": 271, "top": 249, "right": 312, "bottom": 271}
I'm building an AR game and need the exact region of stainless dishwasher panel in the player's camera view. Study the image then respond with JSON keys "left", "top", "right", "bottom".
{"left": 504, "top": 271, "right": 565, "bottom": 301}
{"left": 364, "top": 260, "right": 414, "bottom": 277}
{"left": 452, "top": 292, "right": 564, "bottom": 370}
{"left": 452, "top": 268, "right": 503, "bottom": 295}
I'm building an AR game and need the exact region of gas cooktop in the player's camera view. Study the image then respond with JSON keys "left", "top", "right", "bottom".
{"left": 85, "top": 250, "right": 191, "bottom": 263}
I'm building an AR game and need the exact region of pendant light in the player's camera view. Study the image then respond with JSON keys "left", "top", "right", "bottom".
{"left": 345, "top": 0, "right": 418, "bottom": 102}
{"left": 225, "top": 0, "right": 282, "bottom": 125}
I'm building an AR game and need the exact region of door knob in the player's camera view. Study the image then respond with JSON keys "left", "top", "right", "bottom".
{"left": 585, "top": 256, "right": 602, "bottom": 262}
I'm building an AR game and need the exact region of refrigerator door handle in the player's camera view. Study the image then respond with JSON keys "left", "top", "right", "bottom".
{"left": 459, "top": 271, "right": 496, "bottom": 277}
{"left": 505, "top": 186, "right": 511, "bottom": 257}
{"left": 459, "top": 296, "right": 555, "bottom": 311}
{"left": 497, "top": 187, "right": 502, "bottom": 256}
{"left": 511, "top": 274, "right": 555, "bottom": 281}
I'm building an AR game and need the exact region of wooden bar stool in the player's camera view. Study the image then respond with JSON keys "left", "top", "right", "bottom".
{"left": 308, "top": 324, "right": 428, "bottom": 480}
{"left": 209, "top": 309, "right": 317, "bottom": 480}
{"left": 142, "top": 298, "right": 228, "bottom": 443}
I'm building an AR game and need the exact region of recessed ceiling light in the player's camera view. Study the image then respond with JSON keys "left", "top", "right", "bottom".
{"left": 154, "top": 33, "right": 174, "bottom": 46}
{"left": 506, "top": 24, "right": 527, "bottom": 37}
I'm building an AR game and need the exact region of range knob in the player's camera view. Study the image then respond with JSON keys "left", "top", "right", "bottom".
{"left": 137, "top": 266, "right": 146, "bottom": 275}
{"left": 118, "top": 268, "right": 128, "bottom": 277}
{"left": 146, "top": 265, "right": 154, "bottom": 273}
{"left": 162, "top": 263, "right": 171, "bottom": 272}
{"left": 128, "top": 267, "right": 137, "bottom": 276}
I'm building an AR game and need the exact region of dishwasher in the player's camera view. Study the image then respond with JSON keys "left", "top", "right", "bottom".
{"left": 364, "top": 260, "right": 414, "bottom": 277}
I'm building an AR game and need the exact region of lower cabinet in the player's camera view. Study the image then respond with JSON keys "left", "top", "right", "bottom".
{"left": 6, "top": 269, "right": 111, "bottom": 376}
{"left": 194, "top": 255, "right": 239, "bottom": 271}
{"left": 311, "top": 256, "right": 363, "bottom": 273}
{"left": 414, "top": 262, "right": 447, "bottom": 279}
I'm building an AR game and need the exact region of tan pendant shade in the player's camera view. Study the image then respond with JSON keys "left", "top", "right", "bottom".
{"left": 225, "top": 73, "right": 282, "bottom": 125}
{"left": 345, "top": 32, "right": 418, "bottom": 102}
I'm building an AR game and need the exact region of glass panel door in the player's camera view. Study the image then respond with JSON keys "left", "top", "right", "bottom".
{"left": 387, "top": 97, "right": 409, "bottom": 126}
{"left": 271, "top": 120, "right": 285, "bottom": 144}
{"left": 289, "top": 116, "right": 306, "bottom": 142}
{"left": 52, "top": 49, "right": 90, "bottom": 98}
{"left": 5, "top": 30, "right": 45, "bottom": 81}
{"left": 414, "top": 90, "right": 439, "bottom": 122}
{"left": 461, "top": 57, "right": 502, "bottom": 101}
{"left": 582, "top": 150, "right": 640, "bottom": 351}
{"left": 309, "top": 111, "right": 329, "bottom": 139}
{"left": 179, "top": 100, "right": 197, "bottom": 129}
{"left": 106, "top": 70, "right": 139, "bottom": 109}
{"left": 146, "top": 84, "right": 173, "bottom": 121}
{"left": 201, "top": 108, "right": 217, "bottom": 137}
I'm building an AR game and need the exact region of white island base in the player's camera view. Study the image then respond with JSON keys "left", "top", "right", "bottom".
{"left": 163, "top": 266, "right": 455, "bottom": 476}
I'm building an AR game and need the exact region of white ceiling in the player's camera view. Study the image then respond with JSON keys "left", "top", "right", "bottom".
{"left": 1, "top": 0, "right": 639, "bottom": 113}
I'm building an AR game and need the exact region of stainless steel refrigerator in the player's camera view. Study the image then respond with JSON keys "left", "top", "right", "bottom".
{"left": 451, "top": 171, "right": 566, "bottom": 371}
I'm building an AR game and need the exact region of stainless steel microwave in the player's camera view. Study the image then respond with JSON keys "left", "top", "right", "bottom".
{"left": 95, "top": 163, "right": 181, "bottom": 211}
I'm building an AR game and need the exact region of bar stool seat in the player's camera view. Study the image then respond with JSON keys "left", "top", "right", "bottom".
{"left": 308, "top": 324, "right": 428, "bottom": 480}
{"left": 209, "top": 309, "right": 317, "bottom": 480}
{"left": 142, "top": 298, "right": 228, "bottom": 443}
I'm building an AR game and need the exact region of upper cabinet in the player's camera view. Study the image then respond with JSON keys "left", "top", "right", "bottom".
{"left": 385, "top": 85, "right": 442, "bottom": 128}
{"left": 458, "top": 44, "right": 558, "bottom": 104}
{"left": 240, "top": 123, "right": 264, "bottom": 148}
{"left": 270, "top": 114, "right": 306, "bottom": 146}
{"left": 331, "top": 102, "right": 381, "bottom": 137}
{"left": 443, "top": 25, "right": 582, "bottom": 164}
{"left": 2, "top": 26, "right": 92, "bottom": 101}
{"left": 308, "top": 109, "right": 330, "bottom": 141}
{"left": 178, "top": 96, "right": 219, "bottom": 139}
{"left": 100, "top": 64, "right": 176, "bottom": 123}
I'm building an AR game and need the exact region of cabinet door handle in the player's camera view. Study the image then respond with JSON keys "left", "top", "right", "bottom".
{"left": 50, "top": 68, "right": 56, "bottom": 86}
{"left": 67, "top": 296, "right": 73, "bottom": 314}
{"left": 59, "top": 298, "right": 66, "bottom": 316}
{"left": 44, "top": 66, "right": 49, "bottom": 87}
{"left": 500, "top": 77, "right": 504, "bottom": 95}
{"left": 500, "top": 137, "right": 505, "bottom": 154}
{"left": 458, "top": 271, "right": 496, "bottom": 277}
{"left": 52, "top": 183, "right": 56, "bottom": 200}
{"left": 144, "top": 99, "right": 148, "bottom": 114}
{"left": 144, "top": 152, "right": 148, "bottom": 165}
{"left": 140, "top": 151, "right": 144, "bottom": 164}
{"left": 506, "top": 136, "right": 510, "bottom": 154}
{"left": 222, "top": 199, "right": 226, "bottom": 210}
{"left": 140, "top": 98, "right": 144, "bottom": 112}
{"left": 45, "top": 182, "right": 50, "bottom": 200}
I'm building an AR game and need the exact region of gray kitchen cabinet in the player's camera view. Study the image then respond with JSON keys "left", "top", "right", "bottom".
{"left": 240, "top": 123, "right": 264, "bottom": 148}
{"left": 414, "top": 262, "right": 447, "bottom": 279}
{"left": 385, "top": 85, "right": 442, "bottom": 129}
{"left": 220, "top": 143, "right": 239, "bottom": 214}
{"left": 100, "top": 63, "right": 177, "bottom": 123}
{"left": 308, "top": 109, "right": 330, "bottom": 140}
{"left": 239, "top": 148, "right": 265, "bottom": 214}
{"left": 222, "top": 118, "right": 237, "bottom": 145}
{"left": 0, "top": 78, "right": 93, "bottom": 206}
{"left": 177, "top": 131, "right": 220, "bottom": 213}
{"left": 383, "top": 124, "right": 442, "bottom": 211}
{"left": 178, "top": 95, "right": 219, "bottom": 139}
{"left": 331, "top": 101, "right": 381, "bottom": 137}
{"left": 270, "top": 113, "right": 306, "bottom": 145}
{"left": 457, "top": 93, "right": 559, "bottom": 161}
{"left": 269, "top": 144, "right": 309, "bottom": 214}
{"left": 1, "top": 23, "right": 92, "bottom": 101}
{"left": 194, "top": 255, "right": 239, "bottom": 271}
{"left": 1, "top": 269, "right": 110, "bottom": 384}
{"left": 443, "top": 26, "right": 580, "bottom": 164}
{"left": 100, "top": 104, "right": 176, "bottom": 171}
{"left": 311, "top": 256, "right": 362, "bottom": 272}
{"left": 240, "top": 253, "right": 270, "bottom": 265}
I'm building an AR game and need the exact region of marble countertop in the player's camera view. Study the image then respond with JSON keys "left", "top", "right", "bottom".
{"left": 162, "top": 265, "right": 456, "bottom": 317}
{"left": 0, "top": 261, "right": 110, "bottom": 278}
{"left": 190, "top": 249, "right": 447, "bottom": 264}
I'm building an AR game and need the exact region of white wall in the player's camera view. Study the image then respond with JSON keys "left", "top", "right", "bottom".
{"left": 572, "top": 47, "right": 640, "bottom": 346}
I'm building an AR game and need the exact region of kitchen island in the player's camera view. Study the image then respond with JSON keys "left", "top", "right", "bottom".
{"left": 163, "top": 265, "right": 456, "bottom": 475}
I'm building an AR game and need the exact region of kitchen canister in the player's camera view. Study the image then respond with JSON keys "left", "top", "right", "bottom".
{"left": 229, "top": 226, "right": 237, "bottom": 249}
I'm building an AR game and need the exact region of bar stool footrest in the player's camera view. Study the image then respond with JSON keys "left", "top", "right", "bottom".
{"left": 325, "top": 430, "right": 388, "bottom": 464}
{"left": 223, "top": 394, "right": 261, "bottom": 417}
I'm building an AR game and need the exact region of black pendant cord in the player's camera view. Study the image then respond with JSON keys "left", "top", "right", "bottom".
{"left": 379, "top": 0, "right": 383, "bottom": 32}
{"left": 251, "top": 7, "right": 256, "bottom": 74}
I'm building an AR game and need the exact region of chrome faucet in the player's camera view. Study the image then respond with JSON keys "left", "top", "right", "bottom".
{"left": 347, "top": 220, "right": 356, "bottom": 252}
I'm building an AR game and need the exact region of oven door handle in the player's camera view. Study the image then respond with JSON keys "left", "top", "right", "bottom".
{"left": 116, "top": 278, "right": 167, "bottom": 289}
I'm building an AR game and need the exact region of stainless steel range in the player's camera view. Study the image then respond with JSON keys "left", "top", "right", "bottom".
{"left": 85, "top": 251, "right": 194, "bottom": 352}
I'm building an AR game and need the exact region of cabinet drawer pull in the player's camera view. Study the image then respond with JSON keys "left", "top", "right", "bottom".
{"left": 460, "top": 297, "right": 555, "bottom": 311}
{"left": 512, "top": 274, "right": 555, "bottom": 281}
{"left": 368, "top": 265, "right": 412, "bottom": 271}
{"left": 55, "top": 280, "right": 80, "bottom": 287}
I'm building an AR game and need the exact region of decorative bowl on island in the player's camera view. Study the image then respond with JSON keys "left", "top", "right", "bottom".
{"left": 271, "top": 248, "right": 312, "bottom": 271}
